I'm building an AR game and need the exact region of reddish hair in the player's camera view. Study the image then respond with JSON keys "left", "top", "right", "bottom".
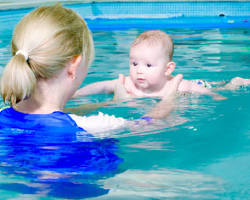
{"left": 131, "top": 30, "right": 174, "bottom": 61}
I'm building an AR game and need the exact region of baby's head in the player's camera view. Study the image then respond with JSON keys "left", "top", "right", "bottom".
{"left": 131, "top": 30, "right": 174, "bottom": 63}
{"left": 129, "top": 30, "right": 175, "bottom": 92}
{"left": 1, "top": 4, "right": 94, "bottom": 106}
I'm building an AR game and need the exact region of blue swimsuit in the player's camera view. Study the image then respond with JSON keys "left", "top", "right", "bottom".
{"left": 0, "top": 107, "right": 86, "bottom": 136}
{"left": 0, "top": 107, "right": 122, "bottom": 176}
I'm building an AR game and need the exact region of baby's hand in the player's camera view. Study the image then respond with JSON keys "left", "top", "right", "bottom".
{"left": 225, "top": 77, "right": 250, "bottom": 90}
{"left": 113, "top": 74, "right": 131, "bottom": 101}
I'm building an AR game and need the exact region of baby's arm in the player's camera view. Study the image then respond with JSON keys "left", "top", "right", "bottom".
{"left": 73, "top": 79, "right": 117, "bottom": 98}
{"left": 222, "top": 77, "right": 250, "bottom": 90}
{"left": 179, "top": 79, "right": 226, "bottom": 100}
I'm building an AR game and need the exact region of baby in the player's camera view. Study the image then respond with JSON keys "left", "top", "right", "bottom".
{"left": 74, "top": 30, "right": 249, "bottom": 100}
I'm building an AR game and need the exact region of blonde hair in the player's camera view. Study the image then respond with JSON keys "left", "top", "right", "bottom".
{"left": 131, "top": 30, "right": 174, "bottom": 61}
{"left": 0, "top": 4, "right": 94, "bottom": 106}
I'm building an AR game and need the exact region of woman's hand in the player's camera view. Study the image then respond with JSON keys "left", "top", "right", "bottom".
{"left": 145, "top": 74, "right": 183, "bottom": 119}
{"left": 113, "top": 74, "right": 131, "bottom": 101}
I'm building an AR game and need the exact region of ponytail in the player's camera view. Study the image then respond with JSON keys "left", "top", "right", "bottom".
{"left": 0, "top": 4, "right": 94, "bottom": 106}
{"left": 0, "top": 53, "right": 36, "bottom": 106}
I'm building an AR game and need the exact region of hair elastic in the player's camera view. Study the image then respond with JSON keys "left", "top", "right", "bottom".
{"left": 16, "top": 50, "right": 29, "bottom": 61}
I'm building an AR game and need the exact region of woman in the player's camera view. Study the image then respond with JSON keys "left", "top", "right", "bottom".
{"left": 0, "top": 4, "right": 182, "bottom": 136}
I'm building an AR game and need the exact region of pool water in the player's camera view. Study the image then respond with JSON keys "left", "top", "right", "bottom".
{"left": 0, "top": 4, "right": 250, "bottom": 200}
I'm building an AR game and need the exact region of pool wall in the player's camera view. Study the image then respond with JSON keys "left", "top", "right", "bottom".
{"left": 68, "top": 1, "right": 250, "bottom": 29}
{"left": 73, "top": 1, "right": 250, "bottom": 17}
{"left": 0, "top": 0, "right": 250, "bottom": 15}
{"left": 0, "top": 1, "right": 250, "bottom": 30}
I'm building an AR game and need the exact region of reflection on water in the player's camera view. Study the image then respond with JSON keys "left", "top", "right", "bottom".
{"left": 0, "top": 129, "right": 122, "bottom": 199}
{"left": 99, "top": 169, "right": 225, "bottom": 199}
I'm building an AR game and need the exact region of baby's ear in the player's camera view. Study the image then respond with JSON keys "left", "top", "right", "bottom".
{"left": 165, "top": 62, "right": 176, "bottom": 76}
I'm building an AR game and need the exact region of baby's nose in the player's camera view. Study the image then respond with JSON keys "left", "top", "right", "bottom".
{"left": 137, "top": 64, "right": 144, "bottom": 73}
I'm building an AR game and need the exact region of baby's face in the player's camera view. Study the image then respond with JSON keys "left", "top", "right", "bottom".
{"left": 129, "top": 43, "right": 169, "bottom": 93}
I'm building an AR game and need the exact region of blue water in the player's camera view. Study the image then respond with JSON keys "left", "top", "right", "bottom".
{"left": 0, "top": 3, "right": 250, "bottom": 199}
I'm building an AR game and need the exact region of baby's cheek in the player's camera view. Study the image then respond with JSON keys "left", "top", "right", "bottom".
{"left": 148, "top": 74, "right": 160, "bottom": 82}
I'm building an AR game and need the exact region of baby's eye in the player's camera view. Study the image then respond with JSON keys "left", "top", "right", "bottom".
{"left": 132, "top": 62, "right": 138, "bottom": 66}
{"left": 147, "top": 64, "right": 152, "bottom": 67}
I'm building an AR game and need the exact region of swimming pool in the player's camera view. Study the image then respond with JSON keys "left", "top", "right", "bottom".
{"left": 0, "top": 2, "right": 250, "bottom": 199}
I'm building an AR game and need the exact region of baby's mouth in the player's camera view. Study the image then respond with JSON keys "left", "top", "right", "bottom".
{"left": 137, "top": 78, "right": 145, "bottom": 82}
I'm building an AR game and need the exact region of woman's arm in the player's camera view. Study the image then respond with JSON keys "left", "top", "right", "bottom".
{"left": 113, "top": 74, "right": 183, "bottom": 119}
{"left": 64, "top": 101, "right": 111, "bottom": 115}
{"left": 73, "top": 79, "right": 117, "bottom": 98}
{"left": 145, "top": 74, "right": 183, "bottom": 119}
{"left": 68, "top": 74, "right": 183, "bottom": 137}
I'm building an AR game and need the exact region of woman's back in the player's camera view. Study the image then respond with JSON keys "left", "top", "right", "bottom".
{"left": 0, "top": 107, "right": 85, "bottom": 138}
